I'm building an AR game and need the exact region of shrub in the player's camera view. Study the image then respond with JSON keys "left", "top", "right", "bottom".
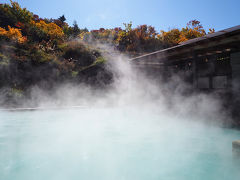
{"left": 0, "top": 26, "right": 27, "bottom": 43}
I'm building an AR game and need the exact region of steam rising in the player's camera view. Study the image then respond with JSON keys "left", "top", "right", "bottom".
{"left": 0, "top": 45, "right": 239, "bottom": 180}
{"left": 6, "top": 45, "right": 228, "bottom": 126}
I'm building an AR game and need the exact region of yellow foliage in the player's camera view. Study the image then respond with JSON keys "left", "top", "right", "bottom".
{"left": 158, "top": 29, "right": 181, "bottom": 45}
{"left": 208, "top": 28, "right": 215, "bottom": 34}
{"left": 79, "top": 32, "right": 91, "bottom": 41}
{"left": 31, "top": 20, "right": 64, "bottom": 40}
{"left": 0, "top": 26, "right": 27, "bottom": 43}
{"left": 159, "top": 26, "right": 206, "bottom": 45}
{"left": 178, "top": 27, "right": 206, "bottom": 43}
{"left": 0, "top": 27, "right": 7, "bottom": 36}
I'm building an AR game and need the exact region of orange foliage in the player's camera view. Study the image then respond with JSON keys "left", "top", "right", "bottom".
{"left": 158, "top": 29, "right": 181, "bottom": 45}
{"left": 208, "top": 28, "right": 215, "bottom": 34}
{"left": 0, "top": 25, "right": 27, "bottom": 43}
{"left": 159, "top": 20, "right": 207, "bottom": 45}
{"left": 30, "top": 20, "right": 64, "bottom": 40}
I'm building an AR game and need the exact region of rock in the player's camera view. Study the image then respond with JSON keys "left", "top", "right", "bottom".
{"left": 232, "top": 140, "right": 240, "bottom": 155}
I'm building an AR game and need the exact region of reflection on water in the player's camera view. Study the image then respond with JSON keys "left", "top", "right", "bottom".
{"left": 0, "top": 108, "right": 240, "bottom": 180}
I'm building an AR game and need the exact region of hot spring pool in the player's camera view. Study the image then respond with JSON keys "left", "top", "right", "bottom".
{"left": 0, "top": 108, "right": 240, "bottom": 180}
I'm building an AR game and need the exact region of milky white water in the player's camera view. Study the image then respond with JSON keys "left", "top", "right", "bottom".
{"left": 0, "top": 108, "right": 240, "bottom": 180}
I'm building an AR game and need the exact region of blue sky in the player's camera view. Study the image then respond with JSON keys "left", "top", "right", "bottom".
{"left": 2, "top": 0, "right": 240, "bottom": 32}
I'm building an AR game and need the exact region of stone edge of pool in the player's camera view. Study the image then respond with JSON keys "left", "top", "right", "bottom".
{"left": 0, "top": 106, "right": 88, "bottom": 111}
{"left": 233, "top": 140, "right": 240, "bottom": 155}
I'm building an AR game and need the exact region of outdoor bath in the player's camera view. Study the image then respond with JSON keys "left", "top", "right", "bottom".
{"left": 0, "top": 107, "right": 240, "bottom": 180}
{"left": 0, "top": 1, "right": 240, "bottom": 178}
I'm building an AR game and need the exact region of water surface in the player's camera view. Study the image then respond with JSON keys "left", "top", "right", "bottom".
{"left": 0, "top": 108, "right": 240, "bottom": 180}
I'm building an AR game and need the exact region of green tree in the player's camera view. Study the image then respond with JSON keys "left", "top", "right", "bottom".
{"left": 72, "top": 20, "right": 80, "bottom": 37}
{"left": 58, "top": 15, "right": 66, "bottom": 23}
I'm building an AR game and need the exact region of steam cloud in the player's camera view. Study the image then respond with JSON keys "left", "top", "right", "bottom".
{"left": 1, "top": 43, "right": 239, "bottom": 180}
{"left": 0, "top": 40, "right": 230, "bottom": 127}
{"left": 5, "top": 43, "right": 228, "bottom": 127}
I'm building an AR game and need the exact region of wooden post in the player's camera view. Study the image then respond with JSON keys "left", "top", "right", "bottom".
{"left": 192, "top": 54, "right": 198, "bottom": 89}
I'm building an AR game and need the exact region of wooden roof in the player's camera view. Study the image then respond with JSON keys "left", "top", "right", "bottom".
{"left": 131, "top": 25, "right": 240, "bottom": 65}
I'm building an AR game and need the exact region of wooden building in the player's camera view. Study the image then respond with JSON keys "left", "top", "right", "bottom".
{"left": 131, "top": 25, "right": 240, "bottom": 91}
{"left": 131, "top": 25, "right": 240, "bottom": 125}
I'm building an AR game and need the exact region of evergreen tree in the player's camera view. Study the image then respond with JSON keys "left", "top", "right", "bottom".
{"left": 72, "top": 20, "right": 80, "bottom": 37}
{"left": 58, "top": 15, "right": 66, "bottom": 23}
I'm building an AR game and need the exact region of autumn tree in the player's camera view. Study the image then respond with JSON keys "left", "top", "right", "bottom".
{"left": 208, "top": 28, "right": 215, "bottom": 34}
{"left": 115, "top": 23, "right": 163, "bottom": 52}
{"left": 0, "top": 25, "right": 27, "bottom": 43}
{"left": 158, "top": 28, "right": 181, "bottom": 46}
{"left": 178, "top": 20, "right": 206, "bottom": 42}
{"left": 115, "top": 22, "right": 133, "bottom": 51}
{"left": 159, "top": 20, "right": 211, "bottom": 45}
{"left": 29, "top": 20, "right": 64, "bottom": 42}
{"left": 0, "top": 1, "right": 33, "bottom": 28}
